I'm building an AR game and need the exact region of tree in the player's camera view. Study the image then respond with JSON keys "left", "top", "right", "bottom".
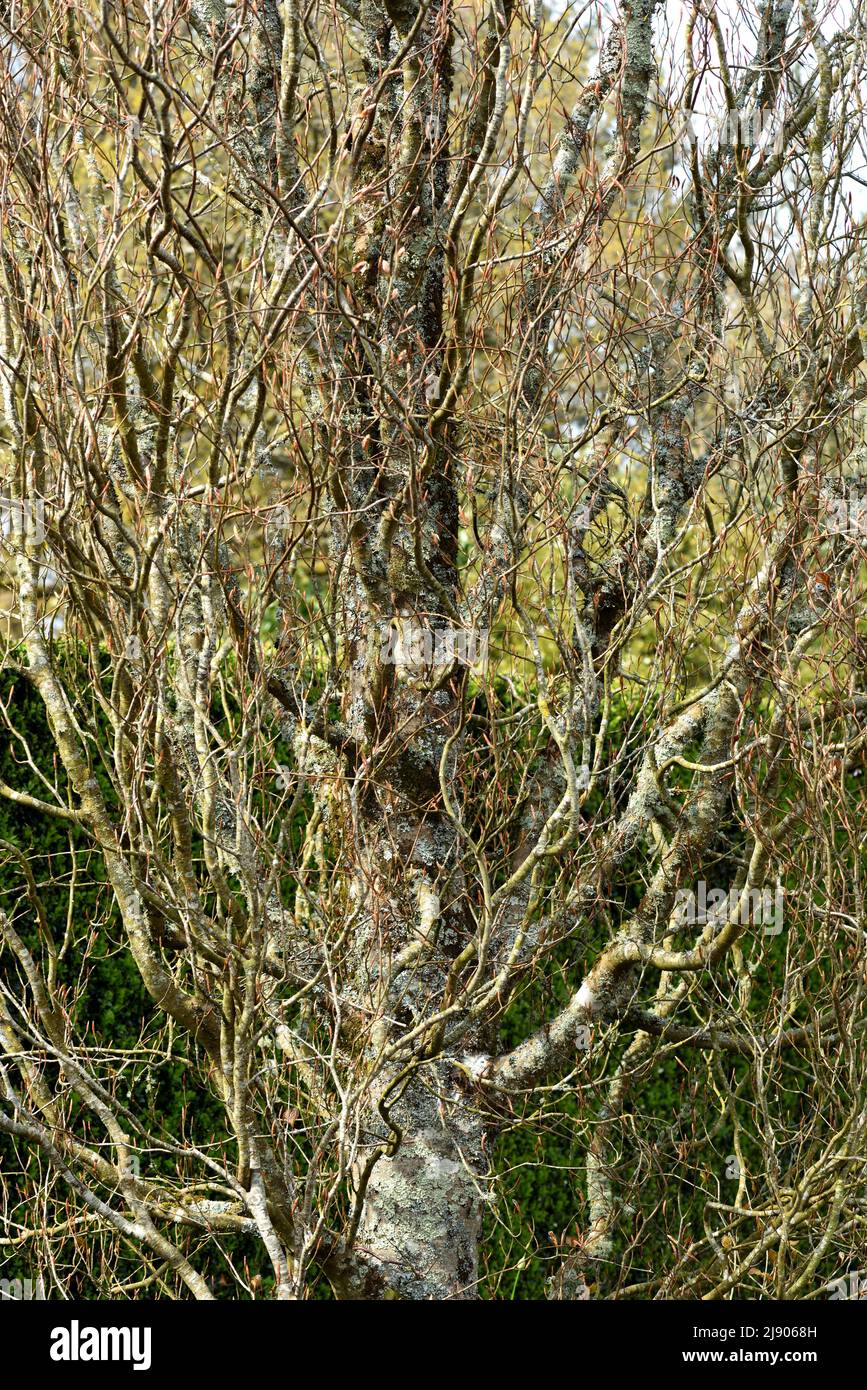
{"left": 1, "top": 0, "right": 866, "bottom": 1300}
